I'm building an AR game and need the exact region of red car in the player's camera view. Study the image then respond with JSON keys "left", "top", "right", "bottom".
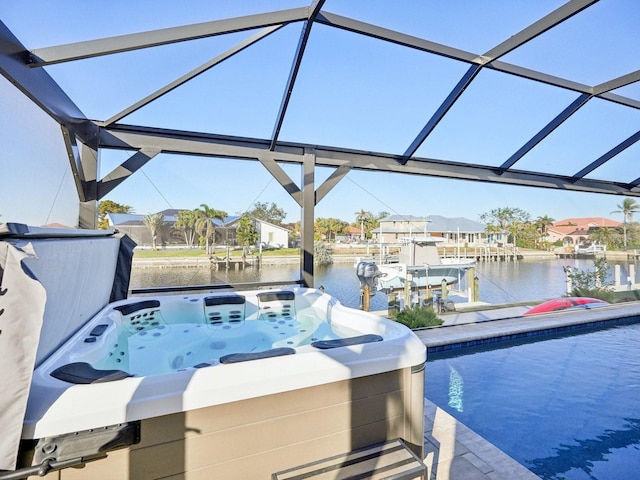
{"left": 524, "top": 297, "right": 609, "bottom": 315}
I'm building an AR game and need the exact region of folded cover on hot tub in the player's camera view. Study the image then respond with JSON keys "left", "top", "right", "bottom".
{"left": 0, "top": 224, "right": 135, "bottom": 470}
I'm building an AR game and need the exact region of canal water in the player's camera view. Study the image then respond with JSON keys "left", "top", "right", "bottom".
{"left": 130, "top": 257, "right": 637, "bottom": 310}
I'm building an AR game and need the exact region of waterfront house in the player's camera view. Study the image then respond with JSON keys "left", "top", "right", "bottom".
{"left": 224, "top": 215, "right": 290, "bottom": 249}
{"left": 546, "top": 217, "right": 621, "bottom": 246}
{"left": 336, "top": 225, "right": 363, "bottom": 243}
{"left": 371, "top": 214, "right": 494, "bottom": 245}
{"left": 107, "top": 210, "right": 290, "bottom": 249}
{"left": 106, "top": 209, "right": 183, "bottom": 247}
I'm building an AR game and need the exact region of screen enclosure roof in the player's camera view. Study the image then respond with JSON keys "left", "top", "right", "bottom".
{"left": 1, "top": 0, "right": 639, "bottom": 202}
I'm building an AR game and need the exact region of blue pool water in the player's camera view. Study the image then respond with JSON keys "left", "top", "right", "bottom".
{"left": 425, "top": 322, "right": 640, "bottom": 480}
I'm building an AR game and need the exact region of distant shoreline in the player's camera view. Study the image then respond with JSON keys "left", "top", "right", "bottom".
{"left": 130, "top": 248, "right": 625, "bottom": 269}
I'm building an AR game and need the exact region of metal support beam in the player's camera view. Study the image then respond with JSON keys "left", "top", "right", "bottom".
{"left": 104, "top": 25, "right": 283, "bottom": 126}
{"left": 593, "top": 69, "right": 640, "bottom": 95}
{"left": 78, "top": 143, "right": 99, "bottom": 229}
{"left": 270, "top": 1, "right": 325, "bottom": 150}
{"left": 300, "top": 151, "right": 316, "bottom": 288}
{"left": 97, "top": 148, "right": 161, "bottom": 198}
{"left": 475, "top": 0, "right": 597, "bottom": 64}
{"left": 80, "top": 143, "right": 99, "bottom": 200}
{"left": 99, "top": 124, "right": 640, "bottom": 197}
{"left": 317, "top": 11, "right": 640, "bottom": 111}
{"left": 401, "top": 65, "right": 481, "bottom": 163}
{"left": 256, "top": 153, "right": 303, "bottom": 206}
{"left": 400, "top": 1, "right": 596, "bottom": 164}
{"left": 27, "top": 8, "right": 308, "bottom": 66}
{"left": 0, "top": 20, "right": 96, "bottom": 144}
{"left": 316, "top": 11, "right": 477, "bottom": 63}
{"left": 62, "top": 126, "right": 88, "bottom": 202}
{"left": 316, "top": 165, "right": 351, "bottom": 203}
{"left": 62, "top": 125, "right": 101, "bottom": 219}
{"left": 572, "top": 130, "right": 640, "bottom": 181}
{"left": 498, "top": 93, "right": 592, "bottom": 172}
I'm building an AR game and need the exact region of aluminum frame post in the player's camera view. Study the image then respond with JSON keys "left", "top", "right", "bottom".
{"left": 300, "top": 151, "right": 316, "bottom": 287}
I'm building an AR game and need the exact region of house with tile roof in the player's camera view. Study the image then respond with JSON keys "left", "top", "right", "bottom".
{"left": 546, "top": 217, "right": 621, "bottom": 246}
{"left": 336, "top": 225, "right": 364, "bottom": 243}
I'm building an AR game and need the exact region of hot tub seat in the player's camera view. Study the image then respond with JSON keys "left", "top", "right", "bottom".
{"left": 311, "top": 334, "right": 383, "bottom": 349}
{"left": 50, "top": 362, "right": 131, "bottom": 384}
{"left": 219, "top": 347, "right": 296, "bottom": 364}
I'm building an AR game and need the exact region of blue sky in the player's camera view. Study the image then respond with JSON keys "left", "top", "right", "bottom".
{"left": 1, "top": 1, "right": 639, "bottom": 227}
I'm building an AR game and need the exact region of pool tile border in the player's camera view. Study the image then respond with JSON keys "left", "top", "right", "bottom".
{"left": 415, "top": 304, "right": 640, "bottom": 355}
{"left": 427, "top": 314, "right": 640, "bottom": 353}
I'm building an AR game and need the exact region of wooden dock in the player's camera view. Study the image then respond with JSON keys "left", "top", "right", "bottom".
{"left": 131, "top": 256, "right": 257, "bottom": 270}
{"left": 439, "top": 246, "right": 521, "bottom": 262}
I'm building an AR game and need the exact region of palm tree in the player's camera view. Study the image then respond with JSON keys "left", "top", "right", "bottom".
{"left": 236, "top": 215, "right": 259, "bottom": 262}
{"left": 195, "top": 204, "right": 227, "bottom": 255}
{"left": 611, "top": 198, "right": 640, "bottom": 248}
{"left": 314, "top": 217, "right": 330, "bottom": 241}
{"left": 590, "top": 226, "right": 617, "bottom": 248}
{"left": 535, "top": 215, "right": 555, "bottom": 247}
{"left": 354, "top": 209, "right": 373, "bottom": 241}
{"left": 142, "top": 212, "right": 166, "bottom": 250}
{"left": 328, "top": 218, "right": 347, "bottom": 242}
{"left": 174, "top": 209, "right": 198, "bottom": 248}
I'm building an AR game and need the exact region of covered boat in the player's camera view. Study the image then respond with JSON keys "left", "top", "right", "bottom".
{"left": 376, "top": 236, "right": 475, "bottom": 292}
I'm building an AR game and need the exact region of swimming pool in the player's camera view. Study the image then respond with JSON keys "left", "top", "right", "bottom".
{"left": 425, "top": 322, "right": 640, "bottom": 480}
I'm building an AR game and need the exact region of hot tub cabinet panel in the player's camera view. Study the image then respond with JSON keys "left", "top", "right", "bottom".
{"left": 18, "top": 288, "right": 426, "bottom": 479}
{"left": 26, "top": 367, "right": 424, "bottom": 479}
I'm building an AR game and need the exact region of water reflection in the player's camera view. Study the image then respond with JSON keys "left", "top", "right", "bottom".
{"left": 130, "top": 258, "right": 639, "bottom": 309}
{"left": 528, "top": 418, "right": 640, "bottom": 480}
{"left": 447, "top": 365, "right": 464, "bottom": 412}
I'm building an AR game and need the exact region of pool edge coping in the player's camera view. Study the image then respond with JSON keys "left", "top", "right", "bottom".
{"left": 414, "top": 303, "right": 640, "bottom": 354}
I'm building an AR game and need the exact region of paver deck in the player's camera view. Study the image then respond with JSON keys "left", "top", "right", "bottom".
{"left": 417, "top": 301, "right": 640, "bottom": 479}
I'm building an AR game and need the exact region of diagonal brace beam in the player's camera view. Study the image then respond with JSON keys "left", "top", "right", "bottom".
{"left": 62, "top": 125, "right": 90, "bottom": 202}
{"left": 316, "top": 165, "right": 351, "bottom": 204}
{"left": 97, "top": 147, "right": 161, "bottom": 199}
{"left": 27, "top": 8, "right": 308, "bottom": 66}
{"left": 573, "top": 130, "right": 640, "bottom": 181}
{"left": 401, "top": 64, "right": 481, "bottom": 164}
{"left": 593, "top": 69, "right": 640, "bottom": 95}
{"left": 104, "top": 25, "right": 283, "bottom": 126}
{"left": 257, "top": 153, "right": 303, "bottom": 206}
{"left": 270, "top": 0, "right": 325, "bottom": 150}
{"left": 498, "top": 93, "right": 592, "bottom": 173}
{"left": 476, "top": 0, "right": 597, "bottom": 64}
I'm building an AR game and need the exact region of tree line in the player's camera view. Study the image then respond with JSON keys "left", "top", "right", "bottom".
{"left": 98, "top": 200, "right": 282, "bottom": 253}
{"left": 480, "top": 198, "right": 640, "bottom": 250}
{"left": 98, "top": 201, "right": 387, "bottom": 249}
{"left": 97, "top": 197, "right": 640, "bottom": 251}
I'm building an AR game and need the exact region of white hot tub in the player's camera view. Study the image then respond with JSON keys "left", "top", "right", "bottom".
{"left": 20, "top": 287, "right": 426, "bottom": 479}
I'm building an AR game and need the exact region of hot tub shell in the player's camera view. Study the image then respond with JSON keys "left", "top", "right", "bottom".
{"left": 1, "top": 226, "right": 425, "bottom": 479}
{"left": 20, "top": 288, "right": 425, "bottom": 479}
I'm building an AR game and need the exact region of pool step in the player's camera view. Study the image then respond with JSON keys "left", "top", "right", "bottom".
{"left": 272, "top": 438, "right": 426, "bottom": 480}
